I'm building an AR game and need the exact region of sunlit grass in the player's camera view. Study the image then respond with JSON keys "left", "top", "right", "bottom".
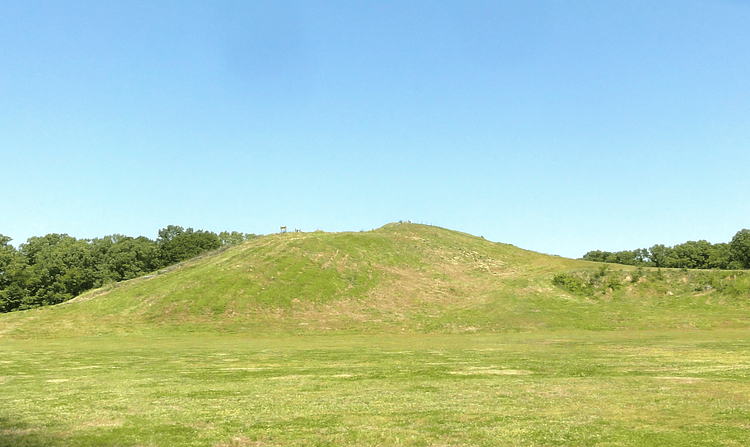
{"left": 2, "top": 224, "right": 750, "bottom": 445}
{"left": 2, "top": 331, "right": 750, "bottom": 446}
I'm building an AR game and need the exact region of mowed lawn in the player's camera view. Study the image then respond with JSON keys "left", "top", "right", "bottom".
{"left": 2, "top": 331, "right": 750, "bottom": 446}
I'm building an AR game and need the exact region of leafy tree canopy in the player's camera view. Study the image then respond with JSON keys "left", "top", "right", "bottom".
{"left": 731, "top": 229, "right": 750, "bottom": 269}
{"left": 1, "top": 225, "right": 256, "bottom": 312}
{"left": 158, "top": 227, "right": 221, "bottom": 266}
{"left": 583, "top": 229, "right": 750, "bottom": 270}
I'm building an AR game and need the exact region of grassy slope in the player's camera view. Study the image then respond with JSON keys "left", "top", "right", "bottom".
{"left": 1, "top": 223, "right": 749, "bottom": 338}
{"left": 3, "top": 223, "right": 750, "bottom": 446}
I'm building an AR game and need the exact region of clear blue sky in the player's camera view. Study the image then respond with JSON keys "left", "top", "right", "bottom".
{"left": 2, "top": 0, "right": 749, "bottom": 258}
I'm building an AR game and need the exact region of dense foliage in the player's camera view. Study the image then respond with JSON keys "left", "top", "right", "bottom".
{"left": 553, "top": 265, "right": 750, "bottom": 301}
{"left": 0, "top": 226, "right": 256, "bottom": 312}
{"left": 582, "top": 229, "right": 750, "bottom": 270}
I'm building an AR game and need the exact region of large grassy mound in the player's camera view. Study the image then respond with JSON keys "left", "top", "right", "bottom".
{"left": 3, "top": 224, "right": 750, "bottom": 446}
{"left": 1, "top": 223, "right": 749, "bottom": 338}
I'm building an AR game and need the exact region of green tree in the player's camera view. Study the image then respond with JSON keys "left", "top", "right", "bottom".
{"left": 19, "top": 234, "right": 98, "bottom": 307}
{"left": 91, "top": 235, "right": 160, "bottom": 284}
{"left": 730, "top": 229, "right": 750, "bottom": 269}
{"left": 219, "top": 231, "right": 255, "bottom": 246}
{"left": 157, "top": 225, "right": 185, "bottom": 245}
{"left": 583, "top": 249, "right": 650, "bottom": 267}
{"left": 648, "top": 244, "right": 672, "bottom": 268}
{"left": 612, "top": 250, "right": 637, "bottom": 266}
{"left": 158, "top": 226, "right": 221, "bottom": 266}
{"left": 0, "top": 235, "right": 16, "bottom": 290}
{"left": 708, "top": 243, "right": 732, "bottom": 270}
{"left": 671, "top": 240, "right": 713, "bottom": 269}
{"left": 582, "top": 250, "right": 609, "bottom": 263}
{"left": 0, "top": 235, "right": 29, "bottom": 312}
{"left": 633, "top": 248, "right": 650, "bottom": 266}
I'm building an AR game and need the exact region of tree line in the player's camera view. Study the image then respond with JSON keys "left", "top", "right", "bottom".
{"left": 0, "top": 225, "right": 257, "bottom": 312}
{"left": 582, "top": 229, "right": 750, "bottom": 270}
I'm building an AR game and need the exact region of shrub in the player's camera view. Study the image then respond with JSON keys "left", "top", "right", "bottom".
{"left": 552, "top": 273, "right": 594, "bottom": 297}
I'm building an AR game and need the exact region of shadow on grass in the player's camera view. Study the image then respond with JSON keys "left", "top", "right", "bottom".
{"left": 0, "top": 417, "right": 63, "bottom": 447}
{"left": 0, "top": 414, "right": 202, "bottom": 447}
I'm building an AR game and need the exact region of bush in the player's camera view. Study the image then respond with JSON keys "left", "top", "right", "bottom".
{"left": 552, "top": 273, "right": 594, "bottom": 297}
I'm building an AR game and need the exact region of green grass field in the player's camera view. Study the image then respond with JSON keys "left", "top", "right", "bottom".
{"left": 2, "top": 332, "right": 750, "bottom": 446}
{"left": 2, "top": 224, "right": 750, "bottom": 445}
